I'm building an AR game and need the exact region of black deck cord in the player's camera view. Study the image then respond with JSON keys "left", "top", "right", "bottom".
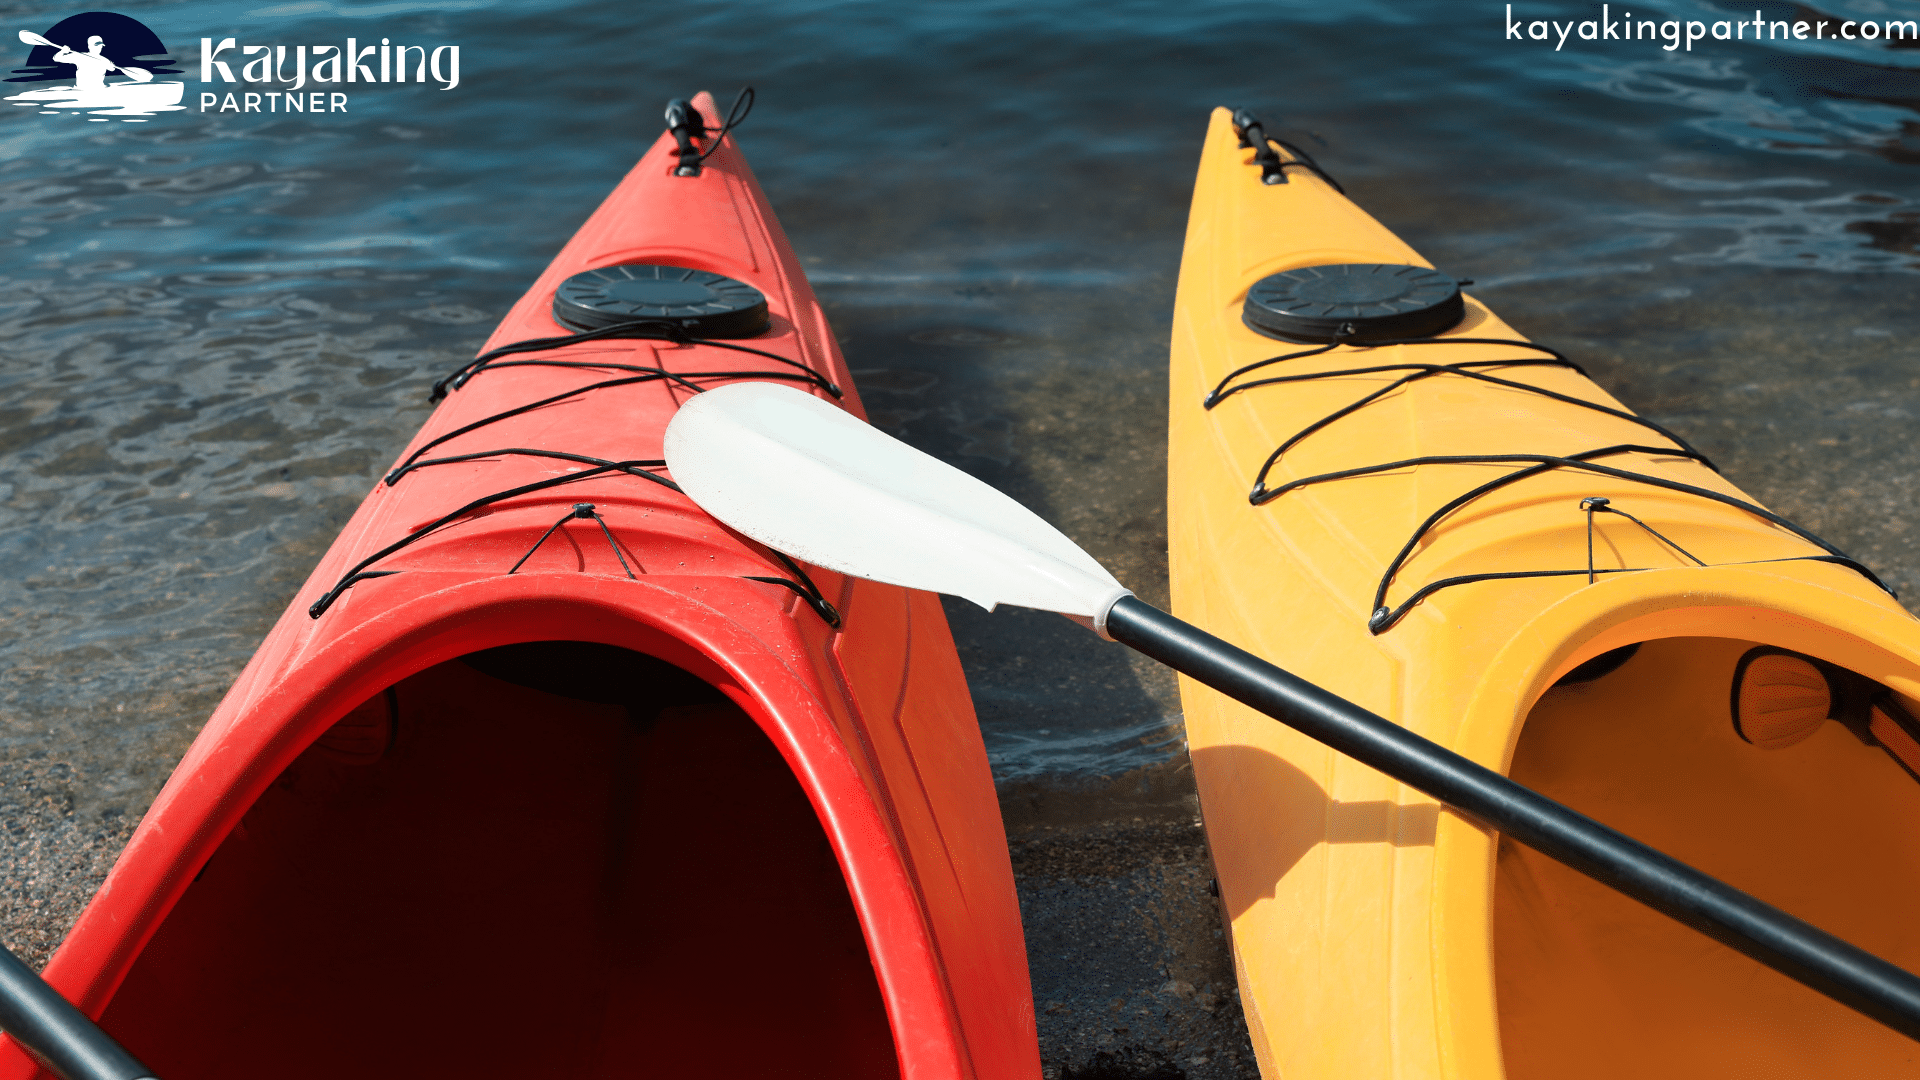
{"left": 322, "top": 441, "right": 840, "bottom": 626}
{"left": 1231, "top": 107, "right": 1345, "bottom": 192}
{"left": 1373, "top": 557, "right": 1883, "bottom": 636}
{"left": 429, "top": 321, "right": 841, "bottom": 403}
{"left": 1212, "top": 378, "right": 1885, "bottom": 630}
{"left": 1206, "top": 146, "right": 1887, "bottom": 634}
{"left": 1239, "top": 358, "right": 1713, "bottom": 499}
{"left": 386, "top": 448, "right": 675, "bottom": 489}
{"left": 432, "top": 321, "right": 661, "bottom": 399}
{"left": 309, "top": 459, "right": 841, "bottom": 625}
{"left": 1199, "top": 332, "right": 1873, "bottom": 628}
{"left": 668, "top": 86, "right": 754, "bottom": 177}
{"left": 1206, "top": 339, "right": 1344, "bottom": 403}
{"left": 508, "top": 503, "right": 636, "bottom": 579}
{"left": 452, "top": 358, "right": 827, "bottom": 389}
{"left": 1247, "top": 444, "right": 1894, "bottom": 632}
{"left": 1205, "top": 335, "right": 1583, "bottom": 408}
{"left": 413, "top": 366, "right": 837, "bottom": 473}
{"left": 1197, "top": 333, "right": 1713, "bottom": 492}
{"left": 398, "top": 362, "right": 840, "bottom": 624}
{"left": 337, "top": 88, "right": 841, "bottom": 627}
{"left": 1582, "top": 496, "right": 1705, "bottom": 583}
{"left": 403, "top": 365, "right": 829, "bottom": 482}
{"left": 401, "top": 375, "right": 699, "bottom": 479}
{"left": 746, "top": 549, "right": 843, "bottom": 628}
{"left": 309, "top": 463, "right": 650, "bottom": 617}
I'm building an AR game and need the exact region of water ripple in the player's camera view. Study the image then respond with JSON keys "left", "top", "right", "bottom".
{"left": 2, "top": 0, "right": 1918, "bottom": 815}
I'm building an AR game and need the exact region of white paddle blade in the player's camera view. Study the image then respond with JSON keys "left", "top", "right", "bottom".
{"left": 664, "top": 382, "right": 1131, "bottom": 628}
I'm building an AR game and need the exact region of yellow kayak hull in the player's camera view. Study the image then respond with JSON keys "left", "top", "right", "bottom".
{"left": 1169, "top": 106, "right": 1920, "bottom": 1079}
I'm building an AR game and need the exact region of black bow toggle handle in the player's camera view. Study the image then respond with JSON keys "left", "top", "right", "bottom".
{"left": 665, "top": 98, "right": 707, "bottom": 176}
{"left": 1231, "top": 107, "right": 1289, "bottom": 185}
{"left": 663, "top": 87, "right": 754, "bottom": 178}
{"left": 1226, "top": 106, "right": 1345, "bottom": 193}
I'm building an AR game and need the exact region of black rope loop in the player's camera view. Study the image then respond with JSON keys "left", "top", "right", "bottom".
{"left": 1205, "top": 335, "right": 1578, "bottom": 411}
{"left": 1238, "top": 363, "right": 1710, "bottom": 505}
{"left": 433, "top": 321, "right": 677, "bottom": 401}
{"left": 1210, "top": 332, "right": 1893, "bottom": 629}
{"left": 316, "top": 86, "right": 847, "bottom": 631}
{"left": 1330, "top": 450, "right": 1894, "bottom": 634}
{"left": 1581, "top": 495, "right": 1705, "bottom": 585}
{"left": 1209, "top": 340, "right": 1672, "bottom": 489}
{"left": 386, "top": 449, "right": 675, "bottom": 490}
{"left": 403, "top": 375, "right": 704, "bottom": 481}
{"left": 429, "top": 322, "right": 841, "bottom": 404}
{"left": 308, "top": 463, "right": 653, "bottom": 618}
{"left": 668, "top": 86, "right": 754, "bottom": 177}
{"left": 1366, "top": 448, "right": 1880, "bottom": 611}
{"left": 309, "top": 88, "right": 845, "bottom": 629}
{"left": 1243, "top": 359, "right": 1712, "bottom": 502}
{"left": 306, "top": 571, "right": 400, "bottom": 618}
{"left": 309, "top": 461, "right": 843, "bottom": 629}
{"left": 507, "top": 503, "right": 638, "bottom": 579}
{"left": 1200, "top": 140, "right": 1890, "bottom": 632}
{"left": 1204, "top": 339, "right": 1344, "bottom": 409}
{"left": 1230, "top": 107, "right": 1345, "bottom": 192}
{"left": 1365, "top": 554, "right": 1882, "bottom": 635}
{"left": 746, "top": 549, "right": 842, "bottom": 629}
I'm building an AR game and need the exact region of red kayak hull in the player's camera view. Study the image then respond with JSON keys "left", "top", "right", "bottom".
{"left": 0, "top": 93, "right": 1037, "bottom": 1080}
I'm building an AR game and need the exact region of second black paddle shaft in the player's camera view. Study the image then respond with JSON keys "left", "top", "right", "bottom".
{"left": 0, "top": 941, "right": 155, "bottom": 1080}
{"left": 1104, "top": 595, "right": 1920, "bottom": 1043}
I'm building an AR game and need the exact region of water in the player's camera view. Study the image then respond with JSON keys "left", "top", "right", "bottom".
{"left": 0, "top": 0, "right": 1916, "bottom": 1013}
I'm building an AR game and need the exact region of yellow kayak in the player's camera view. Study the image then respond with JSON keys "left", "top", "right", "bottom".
{"left": 1168, "top": 105, "right": 1920, "bottom": 1079}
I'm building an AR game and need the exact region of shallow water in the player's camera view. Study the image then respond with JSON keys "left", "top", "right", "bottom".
{"left": 0, "top": 0, "right": 1917, "bottom": 965}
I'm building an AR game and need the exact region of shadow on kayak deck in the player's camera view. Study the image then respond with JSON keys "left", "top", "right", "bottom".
{"left": 99, "top": 641, "right": 899, "bottom": 1079}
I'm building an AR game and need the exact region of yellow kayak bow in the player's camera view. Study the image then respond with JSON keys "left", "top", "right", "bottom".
{"left": 1170, "top": 105, "right": 1920, "bottom": 1080}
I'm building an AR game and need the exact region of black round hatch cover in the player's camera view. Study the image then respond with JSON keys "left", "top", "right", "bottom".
{"left": 552, "top": 263, "right": 769, "bottom": 338}
{"left": 1242, "top": 263, "right": 1463, "bottom": 344}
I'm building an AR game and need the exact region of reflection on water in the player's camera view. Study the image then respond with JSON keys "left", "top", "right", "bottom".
{"left": 0, "top": 0, "right": 1916, "bottom": 833}
{"left": 5, "top": 81, "right": 187, "bottom": 121}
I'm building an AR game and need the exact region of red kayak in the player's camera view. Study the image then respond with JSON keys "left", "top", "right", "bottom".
{"left": 0, "top": 91, "right": 1038, "bottom": 1080}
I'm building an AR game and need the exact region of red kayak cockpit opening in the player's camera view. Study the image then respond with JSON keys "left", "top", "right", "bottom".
{"left": 97, "top": 641, "right": 900, "bottom": 1080}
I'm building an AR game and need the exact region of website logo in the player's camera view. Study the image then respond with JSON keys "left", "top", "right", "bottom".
{"left": 198, "top": 36, "right": 459, "bottom": 114}
{"left": 5, "top": 11, "right": 185, "bottom": 122}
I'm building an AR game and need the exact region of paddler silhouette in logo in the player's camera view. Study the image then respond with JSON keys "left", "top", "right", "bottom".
{"left": 3, "top": 11, "right": 185, "bottom": 121}
{"left": 48, "top": 34, "right": 125, "bottom": 91}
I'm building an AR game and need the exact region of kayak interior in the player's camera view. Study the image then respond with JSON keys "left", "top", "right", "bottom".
{"left": 97, "top": 640, "right": 898, "bottom": 1079}
{"left": 1496, "top": 635, "right": 1920, "bottom": 1077}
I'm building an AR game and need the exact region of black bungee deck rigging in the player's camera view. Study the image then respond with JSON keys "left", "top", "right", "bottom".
{"left": 309, "top": 92, "right": 842, "bottom": 628}
{"left": 1213, "top": 109, "right": 1892, "bottom": 634}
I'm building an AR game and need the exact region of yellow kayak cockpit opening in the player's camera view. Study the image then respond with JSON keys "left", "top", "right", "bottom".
{"left": 1500, "top": 636, "right": 1920, "bottom": 1078}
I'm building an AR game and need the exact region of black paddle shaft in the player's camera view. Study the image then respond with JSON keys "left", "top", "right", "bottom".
{"left": 1104, "top": 595, "right": 1920, "bottom": 1043}
{"left": 0, "top": 942, "right": 155, "bottom": 1080}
